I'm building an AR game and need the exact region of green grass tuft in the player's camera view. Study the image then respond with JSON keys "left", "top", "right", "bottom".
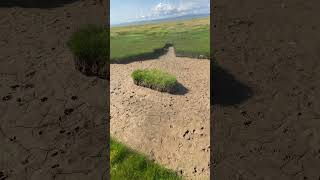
{"left": 131, "top": 69, "right": 177, "bottom": 92}
{"left": 110, "top": 138, "right": 182, "bottom": 180}
{"left": 67, "top": 24, "right": 109, "bottom": 65}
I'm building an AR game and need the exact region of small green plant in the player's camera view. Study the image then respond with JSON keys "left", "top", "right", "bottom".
{"left": 67, "top": 24, "right": 109, "bottom": 65}
{"left": 131, "top": 69, "right": 177, "bottom": 92}
{"left": 110, "top": 138, "right": 182, "bottom": 180}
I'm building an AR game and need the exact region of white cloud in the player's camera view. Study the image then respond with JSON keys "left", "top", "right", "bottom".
{"left": 152, "top": 3, "right": 178, "bottom": 16}
{"left": 136, "top": 0, "right": 209, "bottom": 21}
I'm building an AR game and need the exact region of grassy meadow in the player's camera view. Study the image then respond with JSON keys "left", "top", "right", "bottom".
{"left": 110, "top": 17, "right": 210, "bottom": 62}
{"left": 111, "top": 138, "right": 182, "bottom": 180}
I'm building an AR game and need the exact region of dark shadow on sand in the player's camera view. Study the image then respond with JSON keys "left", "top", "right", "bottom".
{"left": 0, "top": 0, "right": 80, "bottom": 8}
{"left": 211, "top": 62, "right": 253, "bottom": 106}
{"left": 135, "top": 82, "right": 189, "bottom": 95}
{"left": 171, "top": 82, "right": 189, "bottom": 95}
{"left": 111, "top": 43, "right": 173, "bottom": 64}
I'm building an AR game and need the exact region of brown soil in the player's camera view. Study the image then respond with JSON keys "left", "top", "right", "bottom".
{"left": 0, "top": 1, "right": 108, "bottom": 179}
{"left": 212, "top": 0, "right": 320, "bottom": 179}
{"left": 111, "top": 47, "right": 210, "bottom": 179}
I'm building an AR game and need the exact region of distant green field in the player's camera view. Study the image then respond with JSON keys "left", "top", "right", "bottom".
{"left": 111, "top": 138, "right": 182, "bottom": 180}
{"left": 110, "top": 17, "right": 210, "bottom": 62}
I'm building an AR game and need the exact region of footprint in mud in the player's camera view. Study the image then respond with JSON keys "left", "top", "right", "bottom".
{"left": 183, "top": 129, "right": 196, "bottom": 140}
{"left": 9, "top": 136, "right": 16, "bottom": 142}
{"left": 178, "top": 169, "right": 184, "bottom": 176}
{"left": 21, "top": 158, "right": 29, "bottom": 165}
{"left": 51, "top": 151, "right": 59, "bottom": 157}
{"left": 193, "top": 167, "right": 198, "bottom": 174}
{"left": 40, "top": 97, "right": 48, "bottom": 102}
{"left": 240, "top": 110, "right": 247, "bottom": 116}
{"left": 51, "top": 164, "right": 59, "bottom": 169}
{"left": 71, "top": 96, "right": 78, "bottom": 100}
{"left": 2, "top": 95, "right": 12, "bottom": 101}
{"left": 183, "top": 130, "right": 189, "bottom": 138}
{"left": 0, "top": 171, "right": 8, "bottom": 180}
{"left": 201, "top": 146, "right": 210, "bottom": 152}
{"left": 10, "top": 84, "right": 20, "bottom": 90}
{"left": 16, "top": 98, "right": 24, "bottom": 106}
{"left": 59, "top": 129, "right": 66, "bottom": 134}
{"left": 74, "top": 126, "right": 80, "bottom": 133}
{"left": 244, "top": 120, "right": 252, "bottom": 126}
{"left": 26, "top": 71, "right": 36, "bottom": 78}
{"left": 23, "top": 84, "right": 34, "bottom": 89}
{"left": 64, "top": 108, "right": 74, "bottom": 115}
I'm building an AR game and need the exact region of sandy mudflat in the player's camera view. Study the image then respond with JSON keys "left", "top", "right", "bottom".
{"left": 0, "top": 1, "right": 108, "bottom": 179}
{"left": 211, "top": 0, "right": 320, "bottom": 179}
{"left": 111, "top": 47, "right": 210, "bottom": 179}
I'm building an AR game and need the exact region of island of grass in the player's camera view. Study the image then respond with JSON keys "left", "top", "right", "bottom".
{"left": 67, "top": 24, "right": 109, "bottom": 78}
{"left": 111, "top": 138, "right": 182, "bottom": 180}
{"left": 131, "top": 69, "right": 177, "bottom": 93}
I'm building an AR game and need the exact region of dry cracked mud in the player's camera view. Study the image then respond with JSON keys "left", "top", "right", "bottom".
{"left": 0, "top": 1, "right": 108, "bottom": 179}
{"left": 211, "top": 0, "right": 320, "bottom": 179}
{"left": 111, "top": 47, "right": 210, "bottom": 180}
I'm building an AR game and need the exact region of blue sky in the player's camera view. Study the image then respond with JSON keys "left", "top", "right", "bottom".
{"left": 111, "top": 0, "right": 210, "bottom": 25}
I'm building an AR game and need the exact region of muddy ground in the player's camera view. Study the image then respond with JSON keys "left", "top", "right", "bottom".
{"left": 0, "top": 1, "right": 109, "bottom": 179}
{"left": 212, "top": 0, "right": 320, "bottom": 179}
{"left": 111, "top": 47, "right": 210, "bottom": 179}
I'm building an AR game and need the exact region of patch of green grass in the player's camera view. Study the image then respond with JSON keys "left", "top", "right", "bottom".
{"left": 110, "top": 138, "right": 182, "bottom": 180}
{"left": 67, "top": 24, "right": 109, "bottom": 65}
{"left": 131, "top": 69, "right": 177, "bottom": 92}
{"left": 110, "top": 17, "right": 209, "bottom": 62}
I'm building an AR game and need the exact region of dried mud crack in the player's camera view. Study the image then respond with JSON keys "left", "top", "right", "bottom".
{"left": 0, "top": 1, "right": 108, "bottom": 179}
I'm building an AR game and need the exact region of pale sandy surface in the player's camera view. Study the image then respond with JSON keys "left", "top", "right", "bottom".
{"left": 111, "top": 47, "right": 210, "bottom": 179}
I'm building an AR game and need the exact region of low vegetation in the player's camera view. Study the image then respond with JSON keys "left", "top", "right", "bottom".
{"left": 110, "top": 138, "right": 182, "bottom": 180}
{"left": 131, "top": 69, "right": 177, "bottom": 92}
{"left": 67, "top": 24, "right": 109, "bottom": 65}
{"left": 111, "top": 17, "right": 210, "bottom": 62}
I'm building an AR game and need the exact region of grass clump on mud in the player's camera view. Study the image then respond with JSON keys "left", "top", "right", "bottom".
{"left": 67, "top": 24, "right": 109, "bottom": 78}
{"left": 67, "top": 24, "right": 108, "bottom": 64}
{"left": 111, "top": 138, "right": 182, "bottom": 180}
{"left": 132, "top": 69, "right": 177, "bottom": 92}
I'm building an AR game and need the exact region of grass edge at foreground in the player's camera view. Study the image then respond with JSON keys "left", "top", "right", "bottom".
{"left": 131, "top": 69, "right": 177, "bottom": 92}
{"left": 110, "top": 138, "right": 182, "bottom": 180}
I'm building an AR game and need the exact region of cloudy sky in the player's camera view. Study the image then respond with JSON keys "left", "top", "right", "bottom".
{"left": 111, "top": 0, "right": 210, "bottom": 25}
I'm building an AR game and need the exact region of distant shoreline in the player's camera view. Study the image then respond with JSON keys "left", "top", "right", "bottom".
{"left": 111, "top": 13, "right": 210, "bottom": 28}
